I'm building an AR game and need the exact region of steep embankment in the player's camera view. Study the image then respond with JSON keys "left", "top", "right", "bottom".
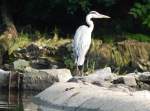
{"left": 5, "top": 39, "right": 150, "bottom": 73}
{"left": 87, "top": 40, "right": 150, "bottom": 73}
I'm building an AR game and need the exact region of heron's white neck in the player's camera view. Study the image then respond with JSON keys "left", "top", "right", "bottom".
{"left": 86, "top": 15, "right": 94, "bottom": 31}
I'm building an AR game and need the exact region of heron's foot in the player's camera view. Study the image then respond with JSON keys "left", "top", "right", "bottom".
{"left": 78, "top": 65, "right": 84, "bottom": 76}
{"left": 76, "top": 70, "right": 82, "bottom": 76}
{"left": 74, "top": 69, "right": 83, "bottom": 76}
{"left": 80, "top": 71, "right": 84, "bottom": 77}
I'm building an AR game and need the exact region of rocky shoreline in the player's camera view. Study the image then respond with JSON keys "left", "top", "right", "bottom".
{"left": 1, "top": 65, "right": 150, "bottom": 110}
{"left": 1, "top": 41, "right": 150, "bottom": 111}
{"left": 34, "top": 82, "right": 150, "bottom": 111}
{"left": 1, "top": 66, "right": 150, "bottom": 91}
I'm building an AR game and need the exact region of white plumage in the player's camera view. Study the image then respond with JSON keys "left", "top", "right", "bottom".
{"left": 73, "top": 11, "right": 110, "bottom": 75}
{"left": 73, "top": 25, "right": 92, "bottom": 65}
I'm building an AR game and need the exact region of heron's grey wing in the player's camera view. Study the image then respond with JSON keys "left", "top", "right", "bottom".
{"left": 73, "top": 26, "right": 88, "bottom": 56}
{"left": 73, "top": 25, "right": 91, "bottom": 65}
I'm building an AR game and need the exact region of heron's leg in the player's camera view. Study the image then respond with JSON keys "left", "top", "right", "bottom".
{"left": 78, "top": 65, "right": 84, "bottom": 76}
{"left": 76, "top": 64, "right": 78, "bottom": 72}
{"left": 82, "top": 65, "right": 84, "bottom": 76}
{"left": 76, "top": 64, "right": 80, "bottom": 76}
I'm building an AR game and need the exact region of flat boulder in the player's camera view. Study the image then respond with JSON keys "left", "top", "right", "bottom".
{"left": 138, "top": 72, "right": 150, "bottom": 83}
{"left": 13, "top": 59, "right": 30, "bottom": 71}
{"left": 34, "top": 82, "right": 150, "bottom": 111}
{"left": 23, "top": 68, "right": 72, "bottom": 91}
{"left": 88, "top": 67, "right": 113, "bottom": 81}
{"left": 68, "top": 67, "right": 113, "bottom": 87}
{"left": 40, "top": 69, "right": 72, "bottom": 82}
{"left": 112, "top": 75, "right": 137, "bottom": 87}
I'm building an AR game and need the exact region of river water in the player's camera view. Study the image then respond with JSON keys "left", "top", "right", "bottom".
{"left": 0, "top": 90, "right": 39, "bottom": 111}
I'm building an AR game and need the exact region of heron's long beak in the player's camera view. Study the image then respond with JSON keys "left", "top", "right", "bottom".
{"left": 101, "top": 15, "right": 110, "bottom": 18}
{"left": 98, "top": 14, "right": 110, "bottom": 19}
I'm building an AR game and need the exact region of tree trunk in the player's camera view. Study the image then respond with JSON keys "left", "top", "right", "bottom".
{"left": 1, "top": 0, "right": 18, "bottom": 38}
{"left": 0, "top": 0, "right": 17, "bottom": 65}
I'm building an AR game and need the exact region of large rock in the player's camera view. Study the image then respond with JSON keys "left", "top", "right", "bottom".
{"left": 0, "top": 69, "right": 22, "bottom": 89}
{"left": 40, "top": 69, "right": 72, "bottom": 82}
{"left": 68, "top": 67, "right": 113, "bottom": 87}
{"left": 34, "top": 82, "right": 150, "bottom": 111}
{"left": 132, "top": 59, "right": 150, "bottom": 72}
{"left": 26, "top": 43, "right": 40, "bottom": 59}
{"left": 31, "top": 59, "right": 50, "bottom": 69}
{"left": 13, "top": 59, "right": 30, "bottom": 71}
{"left": 0, "top": 69, "right": 10, "bottom": 88}
{"left": 30, "top": 58, "right": 59, "bottom": 69}
{"left": 132, "top": 72, "right": 150, "bottom": 90}
{"left": 138, "top": 72, "right": 150, "bottom": 83}
{"left": 23, "top": 68, "right": 72, "bottom": 91}
{"left": 113, "top": 75, "right": 137, "bottom": 87}
{"left": 87, "top": 67, "right": 113, "bottom": 81}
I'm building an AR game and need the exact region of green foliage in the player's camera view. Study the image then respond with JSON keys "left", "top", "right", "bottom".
{"left": 49, "top": 0, "right": 116, "bottom": 14}
{"left": 100, "top": 34, "right": 150, "bottom": 43}
{"left": 67, "top": 0, "right": 117, "bottom": 14}
{"left": 127, "top": 33, "right": 150, "bottom": 42}
{"left": 101, "top": 35, "right": 115, "bottom": 43}
{"left": 15, "top": 0, "right": 117, "bottom": 22}
{"left": 97, "top": 0, "right": 116, "bottom": 7}
{"left": 67, "top": 0, "right": 91, "bottom": 14}
{"left": 64, "top": 55, "right": 75, "bottom": 70}
{"left": 22, "top": 0, "right": 91, "bottom": 16}
{"left": 13, "top": 59, "right": 30, "bottom": 71}
{"left": 130, "top": 2, "right": 150, "bottom": 28}
{"left": 9, "top": 30, "right": 71, "bottom": 55}
{"left": 9, "top": 33, "right": 31, "bottom": 54}
{"left": 85, "top": 39, "right": 102, "bottom": 73}
{"left": 63, "top": 43, "right": 75, "bottom": 71}
{"left": 112, "top": 46, "right": 127, "bottom": 67}
{"left": 85, "top": 57, "right": 96, "bottom": 74}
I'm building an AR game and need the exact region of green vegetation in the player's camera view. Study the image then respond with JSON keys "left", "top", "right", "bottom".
{"left": 100, "top": 33, "right": 150, "bottom": 43}
{"left": 7, "top": 30, "right": 150, "bottom": 74}
{"left": 130, "top": 1, "right": 150, "bottom": 28}
{"left": 127, "top": 33, "right": 150, "bottom": 42}
{"left": 9, "top": 33, "right": 31, "bottom": 54}
{"left": 0, "top": 0, "right": 150, "bottom": 74}
{"left": 9, "top": 32, "right": 71, "bottom": 54}
{"left": 0, "top": 1, "right": 150, "bottom": 110}
{"left": 100, "top": 35, "right": 116, "bottom": 43}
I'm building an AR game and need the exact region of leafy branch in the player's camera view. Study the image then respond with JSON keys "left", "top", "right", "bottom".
{"left": 130, "top": 2, "right": 150, "bottom": 28}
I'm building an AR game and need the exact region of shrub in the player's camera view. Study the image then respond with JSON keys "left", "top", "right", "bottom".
{"left": 130, "top": 2, "right": 150, "bottom": 28}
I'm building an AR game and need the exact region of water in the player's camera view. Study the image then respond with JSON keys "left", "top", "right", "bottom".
{"left": 0, "top": 90, "right": 39, "bottom": 111}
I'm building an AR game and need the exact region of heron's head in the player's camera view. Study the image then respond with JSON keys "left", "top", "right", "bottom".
{"left": 88, "top": 11, "right": 110, "bottom": 19}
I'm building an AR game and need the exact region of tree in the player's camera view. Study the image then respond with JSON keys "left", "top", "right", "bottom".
{"left": 0, "top": 0, "right": 18, "bottom": 64}
{"left": 130, "top": 1, "right": 150, "bottom": 28}
{"left": 1, "top": 0, "right": 18, "bottom": 38}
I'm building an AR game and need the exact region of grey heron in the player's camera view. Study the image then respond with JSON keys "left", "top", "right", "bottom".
{"left": 73, "top": 11, "right": 110, "bottom": 76}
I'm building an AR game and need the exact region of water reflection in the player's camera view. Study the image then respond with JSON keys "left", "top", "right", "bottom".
{"left": 0, "top": 90, "right": 39, "bottom": 111}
